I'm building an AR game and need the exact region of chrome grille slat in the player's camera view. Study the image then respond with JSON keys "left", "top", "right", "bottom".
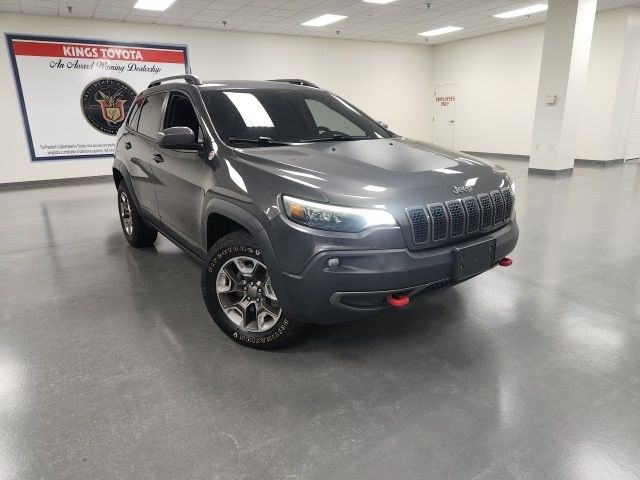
{"left": 406, "top": 187, "right": 513, "bottom": 246}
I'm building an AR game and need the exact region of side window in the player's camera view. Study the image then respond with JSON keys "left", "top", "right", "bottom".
{"left": 164, "top": 92, "right": 202, "bottom": 142}
{"left": 305, "top": 99, "right": 365, "bottom": 137}
{"left": 126, "top": 99, "right": 142, "bottom": 130}
{"left": 137, "top": 93, "right": 166, "bottom": 139}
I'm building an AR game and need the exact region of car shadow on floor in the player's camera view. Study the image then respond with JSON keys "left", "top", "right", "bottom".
{"left": 111, "top": 232, "right": 495, "bottom": 368}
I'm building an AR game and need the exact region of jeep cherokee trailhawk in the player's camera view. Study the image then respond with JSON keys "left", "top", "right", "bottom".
{"left": 113, "top": 75, "right": 518, "bottom": 349}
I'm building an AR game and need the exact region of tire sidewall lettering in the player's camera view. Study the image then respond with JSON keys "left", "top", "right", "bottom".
{"left": 235, "top": 319, "right": 289, "bottom": 344}
{"left": 207, "top": 244, "right": 258, "bottom": 272}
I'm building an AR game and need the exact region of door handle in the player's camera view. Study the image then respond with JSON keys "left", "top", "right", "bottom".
{"left": 125, "top": 142, "right": 132, "bottom": 149}
{"left": 153, "top": 154, "right": 164, "bottom": 163}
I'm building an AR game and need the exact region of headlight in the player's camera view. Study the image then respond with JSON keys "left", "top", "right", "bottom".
{"left": 282, "top": 195, "right": 396, "bottom": 232}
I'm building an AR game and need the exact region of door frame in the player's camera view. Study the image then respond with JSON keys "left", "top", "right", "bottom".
{"left": 433, "top": 83, "right": 458, "bottom": 150}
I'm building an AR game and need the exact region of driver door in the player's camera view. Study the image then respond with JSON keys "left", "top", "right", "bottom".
{"left": 151, "top": 91, "right": 206, "bottom": 247}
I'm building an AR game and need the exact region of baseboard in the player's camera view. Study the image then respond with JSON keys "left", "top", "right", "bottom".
{"left": 575, "top": 158, "right": 624, "bottom": 167}
{"left": 466, "top": 152, "right": 628, "bottom": 169}
{"left": 0, "top": 175, "right": 112, "bottom": 189}
{"left": 463, "top": 151, "right": 530, "bottom": 161}
{"left": 528, "top": 167, "right": 573, "bottom": 176}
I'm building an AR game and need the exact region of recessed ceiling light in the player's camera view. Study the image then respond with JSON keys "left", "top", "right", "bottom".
{"left": 494, "top": 4, "right": 548, "bottom": 18}
{"left": 302, "top": 14, "right": 347, "bottom": 27}
{"left": 363, "top": 0, "right": 396, "bottom": 4}
{"left": 134, "top": 0, "right": 176, "bottom": 11}
{"left": 418, "top": 26, "right": 463, "bottom": 37}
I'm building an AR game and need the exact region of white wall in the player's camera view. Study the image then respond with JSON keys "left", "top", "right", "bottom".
{"left": 577, "top": 7, "right": 640, "bottom": 160}
{"left": 0, "top": 13, "right": 433, "bottom": 184}
{"left": 433, "top": 24, "right": 545, "bottom": 156}
{"left": 433, "top": 7, "right": 640, "bottom": 160}
{"left": 625, "top": 70, "right": 640, "bottom": 160}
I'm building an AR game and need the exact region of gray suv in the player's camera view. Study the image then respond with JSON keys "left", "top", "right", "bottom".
{"left": 113, "top": 75, "right": 518, "bottom": 349}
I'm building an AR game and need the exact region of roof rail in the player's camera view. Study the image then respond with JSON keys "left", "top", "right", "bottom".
{"left": 148, "top": 74, "right": 203, "bottom": 88}
{"left": 269, "top": 79, "right": 319, "bottom": 89}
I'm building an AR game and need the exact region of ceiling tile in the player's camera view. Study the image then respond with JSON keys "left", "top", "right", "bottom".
{"left": 7, "top": 0, "right": 640, "bottom": 45}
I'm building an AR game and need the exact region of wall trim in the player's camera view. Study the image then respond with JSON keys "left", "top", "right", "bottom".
{"left": 462, "top": 151, "right": 530, "bottom": 161}
{"left": 465, "top": 152, "right": 627, "bottom": 170}
{"left": 528, "top": 168, "right": 574, "bottom": 176}
{"left": 575, "top": 158, "right": 624, "bottom": 167}
{"left": 0, "top": 175, "right": 112, "bottom": 189}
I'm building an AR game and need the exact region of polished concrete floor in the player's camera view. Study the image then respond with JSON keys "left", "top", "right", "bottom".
{"left": 1, "top": 158, "right": 639, "bottom": 480}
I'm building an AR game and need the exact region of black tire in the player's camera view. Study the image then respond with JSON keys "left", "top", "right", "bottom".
{"left": 201, "top": 230, "right": 305, "bottom": 350}
{"left": 117, "top": 182, "right": 157, "bottom": 248}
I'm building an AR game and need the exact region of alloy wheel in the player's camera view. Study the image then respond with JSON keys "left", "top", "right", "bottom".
{"left": 215, "top": 256, "right": 282, "bottom": 333}
{"left": 119, "top": 191, "right": 134, "bottom": 236}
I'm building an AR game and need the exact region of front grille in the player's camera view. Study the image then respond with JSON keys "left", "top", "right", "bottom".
{"left": 463, "top": 196, "right": 480, "bottom": 233}
{"left": 406, "top": 187, "right": 514, "bottom": 246}
{"left": 502, "top": 187, "right": 513, "bottom": 219}
{"left": 491, "top": 190, "right": 505, "bottom": 224}
{"left": 478, "top": 194, "right": 494, "bottom": 229}
{"left": 445, "top": 200, "right": 465, "bottom": 237}
{"left": 428, "top": 204, "right": 448, "bottom": 241}
{"left": 406, "top": 207, "right": 429, "bottom": 243}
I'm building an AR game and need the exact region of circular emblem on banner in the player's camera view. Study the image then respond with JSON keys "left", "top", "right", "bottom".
{"left": 81, "top": 78, "right": 136, "bottom": 135}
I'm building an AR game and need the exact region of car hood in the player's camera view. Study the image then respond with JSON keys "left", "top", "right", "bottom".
{"left": 231, "top": 137, "right": 510, "bottom": 210}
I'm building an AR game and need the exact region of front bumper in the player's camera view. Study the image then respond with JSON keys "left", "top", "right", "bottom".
{"left": 277, "top": 220, "right": 518, "bottom": 324}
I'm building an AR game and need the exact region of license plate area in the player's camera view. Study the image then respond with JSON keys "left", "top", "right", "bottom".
{"left": 452, "top": 239, "right": 496, "bottom": 281}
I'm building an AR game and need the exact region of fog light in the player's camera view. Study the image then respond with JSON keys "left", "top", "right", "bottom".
{"left": 328, "top": 258, "right": 340, "bottom": 268}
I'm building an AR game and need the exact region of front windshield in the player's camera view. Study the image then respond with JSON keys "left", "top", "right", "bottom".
{"left": 201, "top": 88, "right": 391, "bottom": 146}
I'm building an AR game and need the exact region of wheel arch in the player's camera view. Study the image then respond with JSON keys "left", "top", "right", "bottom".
{"left": 112, "top": 159, "right": 129, "bottom": 189}
{"left": 203, "top": 199, "right": 265, "bottom": 250}
{"left": 112, "top": 167, "right": 124, "bottom": 189}
{"left": 112, "top": 160, "right": 144, "bottom": 214}
{"left": 202, "top": 198, "right": 294, "bottom": 318}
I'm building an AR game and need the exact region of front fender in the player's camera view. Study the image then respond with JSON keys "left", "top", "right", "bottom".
{"left": 202, "top": 197, "right": 296, "bottom": 320}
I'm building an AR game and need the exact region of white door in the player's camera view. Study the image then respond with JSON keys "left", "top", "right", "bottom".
{"left": 433, "top": 84, "right": 457, "bottom": 150}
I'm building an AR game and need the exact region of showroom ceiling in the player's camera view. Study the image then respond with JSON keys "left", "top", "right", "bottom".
{"left": 2, "top": 0, "right": 640, "bottom": 44}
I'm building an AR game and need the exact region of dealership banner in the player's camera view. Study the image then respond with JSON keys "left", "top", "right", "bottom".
{"left": 6, "top": 34, "right": 189, "bottom": 161}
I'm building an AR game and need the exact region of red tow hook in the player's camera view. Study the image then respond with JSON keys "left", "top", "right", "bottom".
{"left": 499, "top": 257, "right": 513, "bottom": 267}
{"left": 386, "top": 293, "right": 410, "bottom": 307}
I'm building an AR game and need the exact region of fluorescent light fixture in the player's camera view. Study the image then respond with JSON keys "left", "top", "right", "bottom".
{"left": 419, "top": 26, "right": 463, "bottom": 37}
{"left": 494, "top": 4, "right": 548, "bottom": 18}
{"left": 302, "top": 14, "right": 347, "bottom": 27}
{"left": 363, "top": 0, "right": 396, "bottom": 3}
{"left": 134, "top": 0, "right": 176, "bottom": 11}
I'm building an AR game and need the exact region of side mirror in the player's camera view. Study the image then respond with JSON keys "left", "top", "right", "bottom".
{"left": 377, "top": 120, "right": 389, "bottom": 130}
{"left": 158, "top": 127, "right": 199, "bottom": 149}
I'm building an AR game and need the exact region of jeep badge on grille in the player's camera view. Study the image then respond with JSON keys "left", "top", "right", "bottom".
{"left": 453, "top": 185, "right": 473, "bottom": 194}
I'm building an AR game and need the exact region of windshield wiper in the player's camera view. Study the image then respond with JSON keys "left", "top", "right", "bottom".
{"left": 300, "top": 134, "right": 370, "bottom": 143}
{"left": 227, "top": 136, "right": 293, "bottom": 146}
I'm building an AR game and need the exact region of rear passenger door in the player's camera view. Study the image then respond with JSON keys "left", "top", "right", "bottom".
{"left": 151, "top": 91, "right": 205, "bottom": 247}
{"left": 124, "top": 92, "right": 167, "bottom": 219}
